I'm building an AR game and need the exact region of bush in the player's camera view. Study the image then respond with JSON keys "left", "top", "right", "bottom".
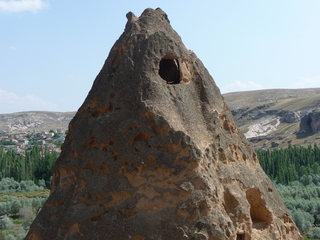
{"left": 0, "top": 178, "right": 20, "bottom": 193}
{"left": 308, "top": 227, "right": 320, "bottom": 239}
{"left": 20, "top": 180, "right": 43, "bottom": 192}
{"left": 15, "top": 227, "right": 27, "bottom": 240}
{"left": 292, "top": 209, "right": 314, "bottom": 233}
{"left": 10, "top": 199, "right": 23, "bottom": 215}
{"left": 2, "top": 216, "right": 14, "bottom": 230}
{"left": 4, "top": 234, "right": 17, "bottom": 240}
{"left": 19, "top": 206, "right": 36, "bottom": 231}
{"left": 0, "top": 201, "right": 12, "bottom": 215}
{"left": 19, "top": 207, "right": 34, "bottom": 220}
{"left": 32, "top": 197, "right": 45, "bottom": 212}
{"left": 38, "top": 179, "right": 46, "bottom": 188}
{"left": 2, "top": 227, "right": 27, "bottom": 240}
{"left": 0, "top": 197, "right": 44, "bottom": 216}
{"left": 0, "top": 178, "right": 43, "bottom": 194}
{"left": 22, "top": 216, "right": 35, "bottom": 231}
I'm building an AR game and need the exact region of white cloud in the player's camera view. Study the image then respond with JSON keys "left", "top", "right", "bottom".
{"left": 0, "top": 89, "right": 58, "bottom": 114}
{"left": 221, "top": 80, "right": 264, "bottom": 93}
{"left": 290, "top": 75, "right": 320, "bottom": 89}
{"left": 0, "top": 0, "right": 49, "bottom": 13}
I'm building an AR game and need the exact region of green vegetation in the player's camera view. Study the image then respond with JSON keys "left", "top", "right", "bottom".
{"left": 0, "top": 141, "right": 16, "bottom": 146}
{"left": 0, "top": 196, "right": 48, "bottom": 240}
{"left": 257, "top": 144, "right": 320, "bottom": 185}
{"left": 195, "top": 219, "right": 205, "bottom": 231}
{"left": 0, "top": 146, "right": 57, "bottom": 185}
{"left": 0, "top": 178, "right": 45, "bottom": 194}
{"left": 257, "top": 144, "right": 320, "bottom": 238}
{"left": 0, "top": 146, "right": 55, "bottom": 239}
{"left": 191, "top": 233, "right": 199, "bottom": 239}
{"left": 0, "top": 179, "right": 48, "bottom": 240}
{"left": 0, "top": 190, "right": 49, "bottom": 202}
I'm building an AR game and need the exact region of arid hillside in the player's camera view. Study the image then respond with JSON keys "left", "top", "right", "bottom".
{"left": 0, "top": 111, "right": 75, "bottom": 133}
{"left": 2, "top": 88, "right": 320, "bottom": 150}
{"left": 223, "top": 88, "right": 320, "bottom": 149}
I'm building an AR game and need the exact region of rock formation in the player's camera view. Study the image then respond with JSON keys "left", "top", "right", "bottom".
{"left": 25, "top": 8, "right": 302, "bottom": 240}
{"left": 300, "top": 111, "right": 320, "bottom": 133}
{"left": 280, "top": 111, "right": 301, "bottom": 123}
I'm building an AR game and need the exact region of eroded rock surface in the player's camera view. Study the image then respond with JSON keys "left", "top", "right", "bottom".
{"left": 280, "top": 111, "right": 301, "bottom": 123}
{"left": 300, "top": 111, "right": 320, "bottom": 133}
{"left": 25, "top": 8, "right": 302, "bottom": 240}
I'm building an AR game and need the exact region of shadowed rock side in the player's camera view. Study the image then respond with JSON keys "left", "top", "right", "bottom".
{"left": 25, "top": 8, "right": 302, "bottom": 240}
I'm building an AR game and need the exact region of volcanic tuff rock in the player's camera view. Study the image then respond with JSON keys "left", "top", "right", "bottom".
{"left": 280, "top": 111, "right": 301, "bottom": 123}
{"left": 26, "top": 8, "right": 301, "bottom": 240}
{"left": 300, "top": 111, "right": 320, "bottom": 133}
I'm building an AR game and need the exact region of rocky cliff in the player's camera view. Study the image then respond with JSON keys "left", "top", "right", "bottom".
{"left": 300, "top": 111, "right": 320, "bottom": 134}
{"left": 25, "top": 8, "right": 301, "bottom": 240}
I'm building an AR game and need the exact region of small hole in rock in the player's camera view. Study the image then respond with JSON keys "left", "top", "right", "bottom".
{"left": 159, "top": 58, "right": 180, "bottom": 84}
{"left": 237, "top": 234, "right": 244, "bottom": 240}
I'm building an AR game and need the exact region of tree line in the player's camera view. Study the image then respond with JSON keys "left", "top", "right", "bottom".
{"left": 257, "top": 143, "right": 320, "bottom": 185}
{"left": 257, "top": 144, "right": 320, "bottom": 237}
{"left": 0, "top": 146, "right": 57, "bottom": 186}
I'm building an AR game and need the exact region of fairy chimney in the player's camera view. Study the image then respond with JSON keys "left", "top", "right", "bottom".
{"left": 26, "top": 8, "right": 302, "bottom": 240}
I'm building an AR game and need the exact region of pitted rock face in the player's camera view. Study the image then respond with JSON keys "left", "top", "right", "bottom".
{"left": 26, "top": 8, "right": 302, "bottom": 240}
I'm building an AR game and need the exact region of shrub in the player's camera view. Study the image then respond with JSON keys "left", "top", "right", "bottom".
{"left": 2, "top": 216, "right": 14, "bottom": 230}
{"left": 19, "top": 207, "right": 34, "bottom": 220}
{"left": 20, "top": 207, "right": 36, "bottom": 231}
{"left": 292, "top": 209, "right": 314, "bottom": 233}
{"left": 14, "top": 227, "right": 27, "bottom": 240}
{"left": 0, "top": 197, "right": 46, "bottom": 216}
{"left": 32, "top": 197, "right": 45, "bottom": 212}
{"left": 20, "top": 180, "right": 43, "bottom": 192}
{"left": 308, "top": 227, "right": 320, "bottom": 239}
{"left": 38, "top": 179, "right": 46, "bottom": 188}
{"left": 10, "top": 199, "right": 23, "bottom": 215}
{"left": 0, "top": 202, "right": 12, "bottom": 215}
{"left": 4, "top": 234, "right": 17, "bottom": 240}
{"left": 0, "top": 178, "right": 20, "bottom": 193}
{"left": 0, "top": 178, "right": 43, "bottom": 194}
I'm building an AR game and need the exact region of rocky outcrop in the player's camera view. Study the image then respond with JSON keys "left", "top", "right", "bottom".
{"left": 300, "top": 111, "right": 320, "bottom": 133}
{"left": 25, "top": 8, "right": 301, "bottom": 240}
{"left": 280, "top": 111, "right": 301, "bottom": 123}
{"left": 244, "top": 117, "right": 281, "bottom": 139}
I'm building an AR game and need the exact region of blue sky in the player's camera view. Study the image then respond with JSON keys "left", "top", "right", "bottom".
{"left": 1, "top": 0, "right": 320, "bottom": 113}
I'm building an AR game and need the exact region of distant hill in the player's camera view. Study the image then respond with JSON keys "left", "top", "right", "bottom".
{"left": 0, "top": 111, "right": 75, "bottom": 133}
{"left": 2, "top": 88, "right": 320, "bottom": 150}
{"left": 223, "top": 88, "right": 320, "bottom": 149}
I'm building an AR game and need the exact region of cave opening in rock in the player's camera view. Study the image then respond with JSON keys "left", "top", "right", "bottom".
{"left": 246, "top": 188, "right": 272, "bottom": 229}
{"left": 307, "top": 118, "right": 312, "bottom": 126}
{"left": 236, "top": 234, "right": 244, "bottom": 240}
{"left": 159, "top": 57, "right": 180, "bottom": 84}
